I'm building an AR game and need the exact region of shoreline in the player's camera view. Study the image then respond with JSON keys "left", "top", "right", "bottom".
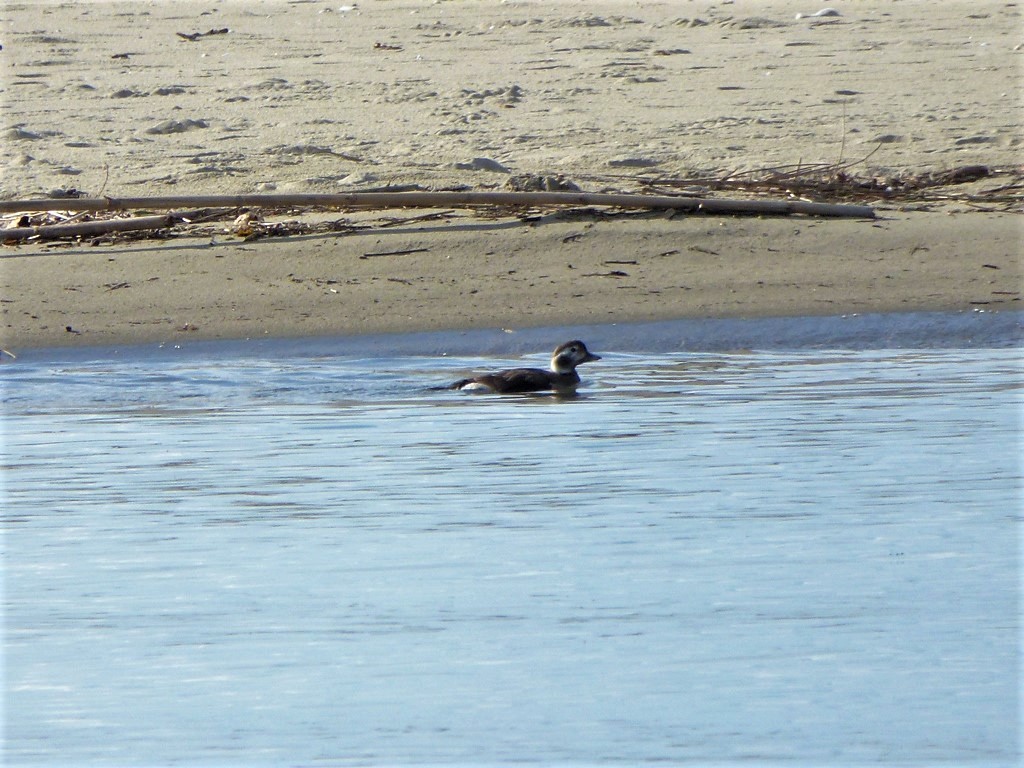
{"left": 7, "top": 309, "right": 1022, "bottom": 364}
{"left": 2, "top": 209, "right": 1021, "bottom": 353}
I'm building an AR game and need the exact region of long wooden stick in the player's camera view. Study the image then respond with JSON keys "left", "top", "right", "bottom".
{"left": 1, "top": 208, "right": 232, "bottom": 243}
{"left": 0, "top": 190, "right": 875, "bottom": 218}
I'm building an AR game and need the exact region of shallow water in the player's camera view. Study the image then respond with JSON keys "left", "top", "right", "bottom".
{"left": 3, "top": 330, "right": 1021, "bottom": 766}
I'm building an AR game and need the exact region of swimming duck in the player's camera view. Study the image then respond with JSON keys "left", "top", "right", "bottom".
{"left": 448, "top": 340, "right": 601, "bottom": 394}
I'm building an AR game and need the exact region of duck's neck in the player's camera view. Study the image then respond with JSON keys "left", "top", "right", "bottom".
{"left": 550, "top": 357, "right": 573, "bottom": 374}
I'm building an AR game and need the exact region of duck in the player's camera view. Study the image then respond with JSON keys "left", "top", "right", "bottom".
{"left": 448, "top": 340, "right": 601, "bottom": 394}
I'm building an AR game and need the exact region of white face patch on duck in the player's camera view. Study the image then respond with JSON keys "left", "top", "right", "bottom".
{"left": 550, "top": 349, "right": 579, "bottom": 374}
{"left": 552, "top": 346, "right": 577, "bottom": 376}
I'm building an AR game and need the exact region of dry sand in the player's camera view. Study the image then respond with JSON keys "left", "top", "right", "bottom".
{"left": 1, "top": 0, "right": 1021, "bottom": 350}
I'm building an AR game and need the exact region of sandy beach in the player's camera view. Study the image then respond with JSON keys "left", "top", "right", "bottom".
{"left": 1, "top": 0, "right": 1021, "bottom": 350}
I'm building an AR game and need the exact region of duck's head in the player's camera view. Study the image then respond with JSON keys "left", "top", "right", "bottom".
{"left": 549, "top": 340, "right": 601, "bottom": 374}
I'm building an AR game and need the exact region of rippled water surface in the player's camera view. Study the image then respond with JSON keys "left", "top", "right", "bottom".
{"left": 3, "top": 335, "right": 1021, "bottom": 766}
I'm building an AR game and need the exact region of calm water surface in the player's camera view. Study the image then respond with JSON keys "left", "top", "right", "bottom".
{"left": 3, "top": 331, "right": 1021, "bottom": 766}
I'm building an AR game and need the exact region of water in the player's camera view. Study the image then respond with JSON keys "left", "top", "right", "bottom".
{"left": 2, "top": 319, "right": 1021, "bottom": 766}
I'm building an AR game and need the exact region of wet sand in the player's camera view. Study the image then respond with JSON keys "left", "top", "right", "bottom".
{"left": 1, "top": 0, "right": 1021, "bottom": 351}
{"left": 2, "top": 209, "right": 1021, "bottom": 350}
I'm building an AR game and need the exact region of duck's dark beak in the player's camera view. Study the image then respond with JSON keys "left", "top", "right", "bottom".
{"left": 584, "top": 352, "right": 601, "bottom": 363}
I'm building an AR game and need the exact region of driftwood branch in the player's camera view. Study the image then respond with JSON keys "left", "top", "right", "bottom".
{"left": 1, "top": 190, "right": 875, "bottom": 218}
{"left": 1, "top": 191, "right": 874, "bottom": 243}
{"left": 1, "top": 208, "right": 234, "bottom": 243}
